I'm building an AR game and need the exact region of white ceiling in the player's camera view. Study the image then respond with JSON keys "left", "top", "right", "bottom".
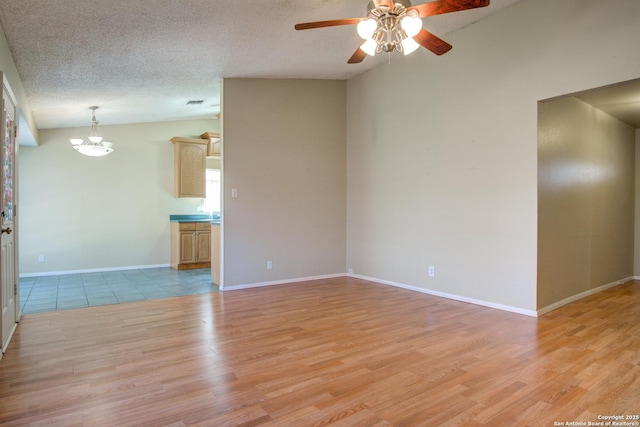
{"left": 0, "top": 0, "right": 524, "bottom": 131}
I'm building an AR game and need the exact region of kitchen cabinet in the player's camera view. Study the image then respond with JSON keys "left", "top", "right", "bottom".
{"left": 211, "top": 223, "right": 220, "bottom": 285}
{"left": 171, "top": 137, "right": 208, "bottom": 198}
{"left": 200, "top": 131, "right": 221, "bottom": 159}
{"left": 170, "top": 222, "right": 211, "bottom": 270}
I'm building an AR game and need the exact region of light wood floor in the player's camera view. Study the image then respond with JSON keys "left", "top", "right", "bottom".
{"left": 1, "top": 277, "right": 639, "bottom": 426}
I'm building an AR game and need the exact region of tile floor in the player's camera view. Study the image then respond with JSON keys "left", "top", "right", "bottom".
{"left": 19, "top": 267, "right": 217, "bottom": 314}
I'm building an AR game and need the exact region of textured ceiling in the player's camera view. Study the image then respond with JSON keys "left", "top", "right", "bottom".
{"left": 0, "top": 0, "right": 524, "bottom": 131}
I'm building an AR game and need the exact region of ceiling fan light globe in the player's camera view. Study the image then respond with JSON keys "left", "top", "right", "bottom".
{"left": 401, "top": 37, "right": 420, "bottom": 55}
{"left": 357, "top": 19, "right": 377, "bottom": 39}
{"left": 401, "top": 15, "right": 422, "bottom": 38}
{"left": 88, "top": 136, "right": 103, "bottom": 143}
{"left": 360, "top": 38, "right": 378, "bottom": 56}
{"left": 70, "top": 138, "right": 84, "bottom": 145}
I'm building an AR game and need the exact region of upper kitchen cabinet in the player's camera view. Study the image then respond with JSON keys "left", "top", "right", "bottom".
{"left": 201, "top": 131, "right": 221, "bottom": 159}
{"left": 171, "top": 136, "right": 208, "bottom": 198}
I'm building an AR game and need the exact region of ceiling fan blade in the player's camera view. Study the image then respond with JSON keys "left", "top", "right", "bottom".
{"left": 295, "top": 18, "right": 361, "bottom": 30}
{"left": 409, "top": 0, "right": 490, "bottom": 18}
{"left": 413, "top": 29, "right": 453, "bottom": 55}
{"left": 348, "top": 47, "right": 368, "bottom": 64}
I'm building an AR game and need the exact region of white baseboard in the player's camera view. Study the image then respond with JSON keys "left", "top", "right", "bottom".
{"left": 19, "top": 264, "right": 171, "bottom": 278}
{"left": 221, "top": 273, "right": 345, "bottom": 291}
{"left": 348, "top": 273, "right": 538, "bottom": 317}
{"left": 22, "top": 265, "right": 630, "bottom": 318}
{"left": 536, "top": 276, "right": 634, "bottom": 316}
{"left": 224, "top": 272, "right": 539, "bottom": 317}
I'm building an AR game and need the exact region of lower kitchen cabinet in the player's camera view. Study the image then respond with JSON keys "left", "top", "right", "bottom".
{"left": 170, "top": 222, "right": 211, "bottom": 270}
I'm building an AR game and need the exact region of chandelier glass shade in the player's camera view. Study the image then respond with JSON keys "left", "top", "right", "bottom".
{"left": 357, "top": 3, "right": 423, "bottom": 57}
{"left": 69, "top": 106, "right": 114, "bottom": 157}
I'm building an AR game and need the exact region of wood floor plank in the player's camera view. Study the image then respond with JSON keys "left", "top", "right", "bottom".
{"left": 1, "top": 277, "right": 640, "bottom": 425}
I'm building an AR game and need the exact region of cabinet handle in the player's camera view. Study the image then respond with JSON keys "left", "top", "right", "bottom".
{"left": 1, "top": 227, "right": 12, "bottom": 235}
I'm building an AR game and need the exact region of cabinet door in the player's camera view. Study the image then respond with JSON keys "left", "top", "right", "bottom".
{"left": 195, "top": 231, "right": 211, "bottom": 263}
{"left": 179, "top": 232, "right": 196, "bottom": 264}
{"left": 172, "top": 138, "right": 207, "bottom": 198}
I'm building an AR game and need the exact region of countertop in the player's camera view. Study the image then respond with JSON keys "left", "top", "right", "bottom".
{"left": 170, "top": 214, "right": 220, "bottom": 224}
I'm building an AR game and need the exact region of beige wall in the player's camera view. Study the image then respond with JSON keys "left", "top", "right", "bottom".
{"left": 13, "top": 0, "right": 640, "bottom": 312}
{"left": 538, "top": 97, "right": 635, "bottom": 309}
{"left": 346, "top": 0, "right": 640, "bottom": 312}
{"left": 222, "top": 79, "right": 346, "bottom": 288}
{"left": 19, "top": 118, "right": 219, "bottom": 274}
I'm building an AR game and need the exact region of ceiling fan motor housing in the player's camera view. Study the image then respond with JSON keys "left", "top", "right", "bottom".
{"left": 366, "top": 0, "right": 413, "bottom": 14}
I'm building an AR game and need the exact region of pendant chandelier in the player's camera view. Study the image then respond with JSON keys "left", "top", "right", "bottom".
{"left": 69, "top": 106, "right": 114, "bottom": 157}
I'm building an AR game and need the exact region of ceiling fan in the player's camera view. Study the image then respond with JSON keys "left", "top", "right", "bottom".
{"left": 295, "top": 0, "right": 490, "bottom": 63}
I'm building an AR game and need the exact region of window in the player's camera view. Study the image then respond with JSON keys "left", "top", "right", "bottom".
{"left": 202, "top": 169, "right": 220, "bottom": 213}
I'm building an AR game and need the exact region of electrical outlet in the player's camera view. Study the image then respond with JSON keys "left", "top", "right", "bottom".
{"left": 428, "top": 266, "right": 435, "bottom": 277}
{"left": 38, "top": 254, "right": 45, "bottom": 263}
{"left": 266, "top": 261, "right": 272, "bottom": 270}
{"left": 347, "top": 268, "right": 353, "bottom": 274}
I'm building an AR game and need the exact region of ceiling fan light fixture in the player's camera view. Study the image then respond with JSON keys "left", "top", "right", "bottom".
{"left": 357, "top": 2, "right": 421, "bottom": 57}
{"left": 357, "top": 18, "right": 377, "bottom": 39}
{"left": 401, "top": 36, "right": 420, "bottom": 55}
{"left": 360, "top": 38, "right": 378, "bottom": 56}
{"left": 401, "top": 13, "right": 422, "bottom": 38}
{"left": 294, "top": 0, "right": 490, "bottom": 64}
{"left": 69, "top": 106, "right": 114, "bottom": 157}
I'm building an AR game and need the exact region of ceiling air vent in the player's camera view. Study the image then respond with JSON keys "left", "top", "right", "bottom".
{"left": 185, "top": 100, "right": 205, "bottom": 105}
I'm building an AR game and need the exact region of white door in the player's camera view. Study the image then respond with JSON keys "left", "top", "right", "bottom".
{"left": 1, "top": 76, "right": 17, "bottom": 353}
